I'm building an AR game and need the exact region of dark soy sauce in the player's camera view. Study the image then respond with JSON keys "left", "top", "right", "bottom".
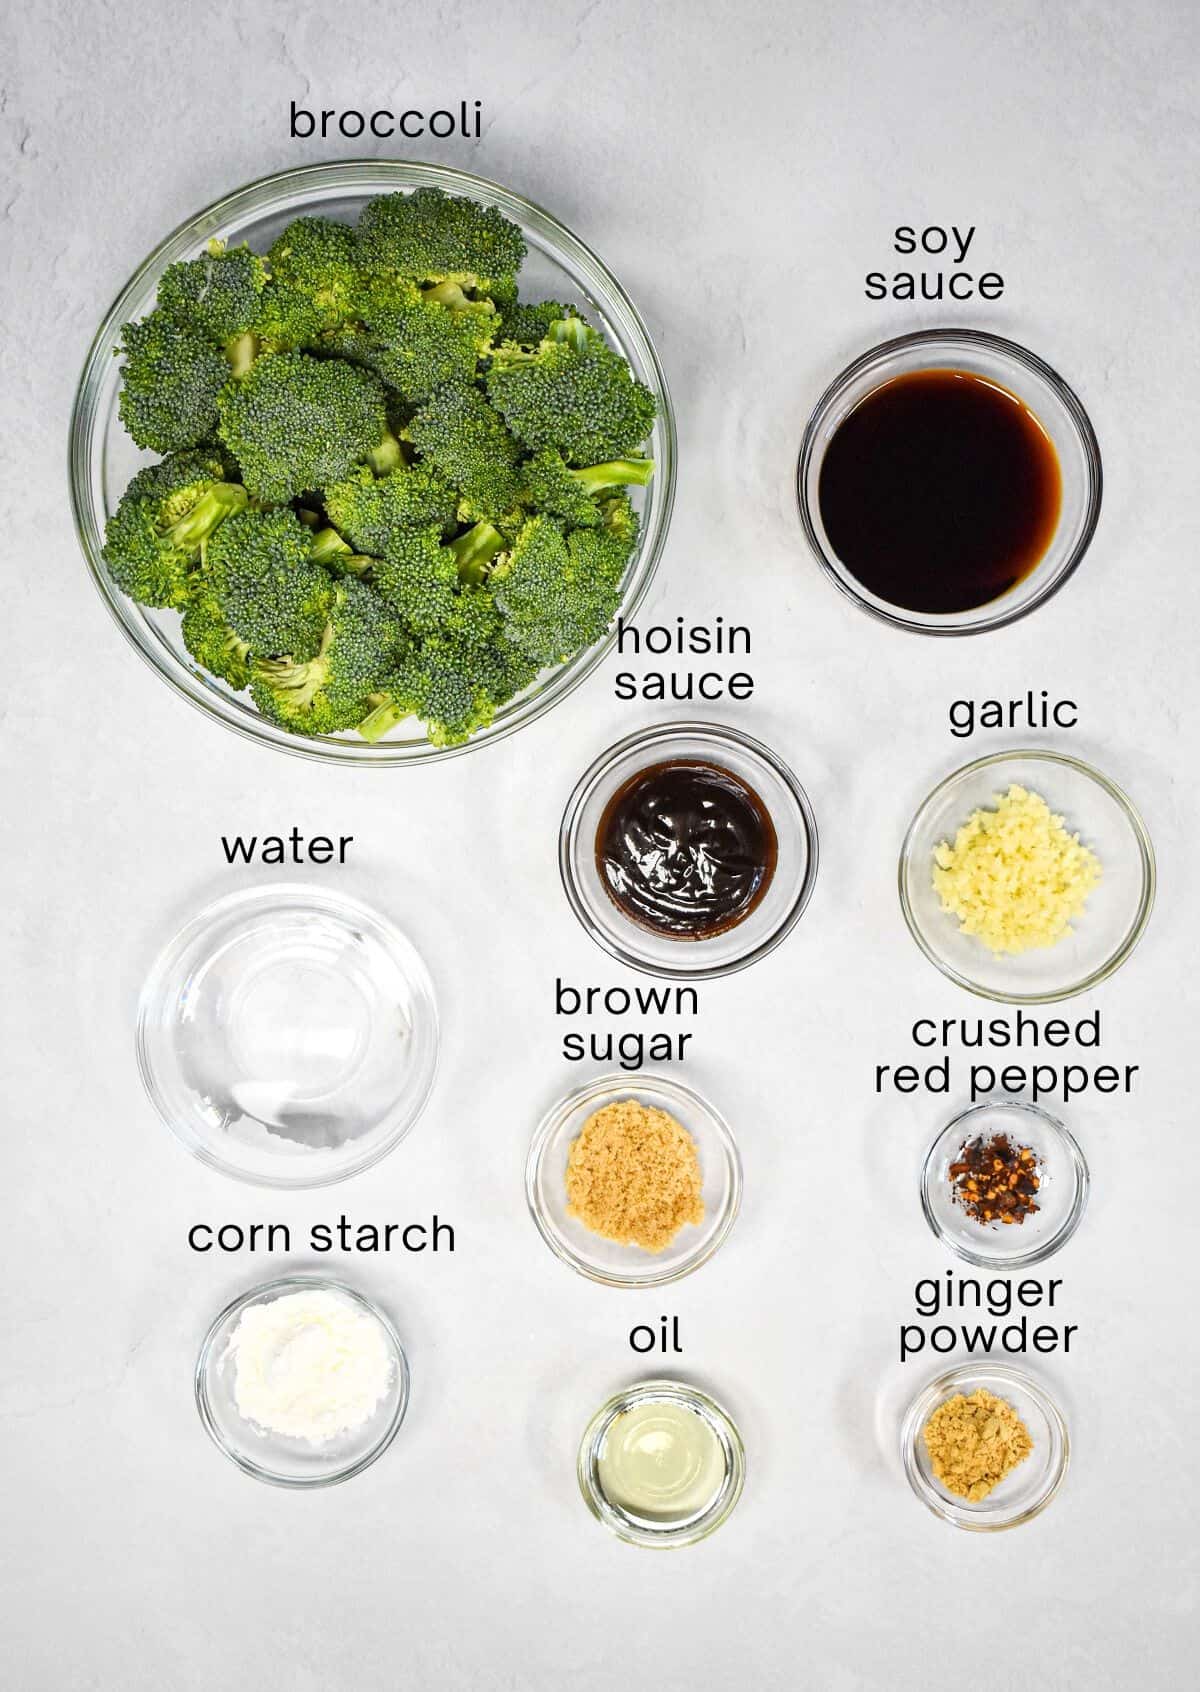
{"left": 818, "top": 369, "right": 1062, "bottom": 615}
{"left": 595, "top": 759, "right": 778, "bottom": 939}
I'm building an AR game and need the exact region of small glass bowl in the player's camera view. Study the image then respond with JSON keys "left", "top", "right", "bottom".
{"left": 899, "top": 749, "right": 1154, "bottom": 1003}
{"left": 69, "top": 159, "right": 675, "bottom": 765}
{"left": 559, "top": 720, "right": 818, "bottom": 979}
{"left": 797, "top": 328, "right": 1102, "bottom": 634}
{"left": 921, "top": 1100, "right": 1089, "bottom": 1268}
{"left": 195, "top": 1276, "right": 410, "bottom": 1488}
{"left": 526, "top": 1073, "right": 741, "bottom": 1287}
{"left": 578, "top": 1379, "right": 746, "bottom": 1548}
{"left": 901, "top": 1362, "right": 1069, "bottom": 1530}
{"left": 137, "top": 884, "right": 439, "bottom": 1187}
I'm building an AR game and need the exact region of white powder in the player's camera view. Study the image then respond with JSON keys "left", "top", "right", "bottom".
{"left": 224, "top": 1288, "right": 394, "bottom": 1444}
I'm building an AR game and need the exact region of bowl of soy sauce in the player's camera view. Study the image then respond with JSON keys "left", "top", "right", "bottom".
{"left": 798, "top": 329, "right": 1102, "bottom": 635}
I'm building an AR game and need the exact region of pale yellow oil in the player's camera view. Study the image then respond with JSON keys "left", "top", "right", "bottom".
{"left": 597, "top": 1401, "right": 726, "bottom": 1522}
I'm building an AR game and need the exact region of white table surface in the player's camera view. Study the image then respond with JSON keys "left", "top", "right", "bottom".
{"left": 5, "top": 1, "right": 1199, "bottom": 1685}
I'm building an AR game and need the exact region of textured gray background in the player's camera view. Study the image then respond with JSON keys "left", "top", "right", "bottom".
{"left": 4, "top": 0, "right": 1198, "bottom": 1686}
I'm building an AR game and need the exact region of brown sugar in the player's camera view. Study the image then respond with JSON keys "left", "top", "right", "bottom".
{"left": 922, "top": 1388, "right": 1033, "bottom": 1502}
{"left": 565, "top": 1099, "right": 705, "bottom": 1253}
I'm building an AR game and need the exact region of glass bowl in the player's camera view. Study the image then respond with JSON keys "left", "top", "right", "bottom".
{"left": 136, "top": 883, "right": 439, "bottom": 1187}
{"left": 560, "top": 720, "right": 818, "bottom": 979}
{"left": 526, "top": 1072, "right": 741, "bottom": 1288}
{"left": 899, "top": 749, "right": 1154, "bottom": 1003}
{"left": 195, "top": 1275, "right": 409, "bottom": 1488}
{"left": 901, "top": 1362, "right": 1069, "bottom": 1530}
{"left": 69, "top": 159, "right": 676, "bottom": 765}
{"left": 797, "top": 328, "right": 1101, "bottom": 634}
{"left": 578, "top": 1379, "right": 746, "bottom": 1547}
{"left": 921, "top": 1100, "right": 1089, "bottom": 1268}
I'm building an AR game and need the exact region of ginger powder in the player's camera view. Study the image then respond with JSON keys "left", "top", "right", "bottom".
{"left": 922, "top": 1388, "right": 1033, "bottom": 1502}
{"left": 565, "top": 1099, "right": 704, "bottom": 1253}
{"left": 932, "top": 784, "right": 1101, "bottom": 954}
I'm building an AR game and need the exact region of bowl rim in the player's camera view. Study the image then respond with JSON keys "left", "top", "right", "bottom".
{"left": 898, "top": 746, "right": 1156, "bottom": 1003}
{"left": 796, "top": 326, "right": 1103, "bottom": 636}
{"left": 194, "top": 1273, "right": 410, "bottom": 1489}
{"left": 558, "top": 718, "right": 820, "bottom": 980}
{"left": 525, "top": 1071, "right": 743, "bottom": 1288}
{"left": 900, "top": 1360, "right": 1069, "bottom": 1531}
{"left": 68, "top": 157, "right": 677, "bottom": 766}
{"left": 920, "top": 1098, "right": 1090, "bottom": 1268}
{"left": 577, "top": 1377, "right": 746, "bottom": 1547}
{"left": 135, "top": 880, "right": 440, "bottom": 1188}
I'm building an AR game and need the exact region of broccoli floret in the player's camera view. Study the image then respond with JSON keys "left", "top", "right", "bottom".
{"left": 116, "top": 312, "right": 231, "bottom": 453}
{"left": 217, "top": 352, "right": 392, "bottom": 502}
{"left": 486, "top": 331, "right": 656, "bottom": 463}
{"left": 360, "top": 587, "right": 533, "bottom": 747}
{"left": 252, "top": 578, "right": 403, "bottom": 735}
{"left": 562, "top": 494, "right": 640, "bottom": 618}
{"left": 406, "top": 384, "right": 521, "bottom": 519}
{"left": 356, "top": 188, "right": 525, "bottom": 295}
{"left": 207, "top": 507, "right": 335, "bottom": 660}
{"left": 371, "top": 525, "right": 459, "bottom": 635}
{"left": 324, "top": 278, "right": 496, "bottom": 405}
{"left": 181, "top": 585, "right": 253, "bottom": 690}
{"left": 157, "top": 240, "right": 268, "bottom": 348}
{"left": 490, "top": 516, "right": 593, "bottom": 666}
{"left": 103, "top": 452, "right": 248, "bottom": 607}
{"left": 256, "top": 217, "right": 362, "bottom": 349}
{"left": 307, "top": 525, "right": 374, "bottom": 578}
{"left": 519, "top": 448, "right": 654, "bottom": 526}
{"left": 497, "top": 299, "right": 583, "bottom": 348}
{"left": 323, "top": 461, "right": 459, "bottom": 554}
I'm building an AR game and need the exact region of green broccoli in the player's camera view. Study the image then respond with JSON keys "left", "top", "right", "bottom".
{"left": 252, "top": 578, "right": 403, "bottom": 735}
{"left": 496, "top": 299, "right": 583, "bottom": 348}
{"left": 157, "top": 240, "right": 268, "bottom": 350}
{"left": 216, "top": 352, "right": 393, "bottom": 502}
{"left": 307, "top": 525, "right": 374, "bottom": 578}
{"left": 102, "top": 451, "right": 248, "bottom": 607}
{"left": 359, "top": 587, "right": 534, "bottom": 747}
{"left": 406, "top": 384, "right": 522, "bottom": 520}
{"left": 207, "top": 507, "right": 335, "bottom": 660}
{"left": 490, "top": 516, "right": 591, "bottom": 665}
{"left": 324, "top": 278, "right": 496, "bottom": 405}
{"left": 323, "top": 461, "right": 460, "bottom": 554}
{"left": 181, "top": 586, "right": 253, "bottom": 690}
{"left": 116, "top": 312, "right": 231, "bottom": 452}
{"left": 256, "top": 216, "right": 362, "bottom": 349}
{"left": 356, "top": 188, "right": 525, "bottom": 295}
{"left": 371, "top": 525, "right": 459, "bottom": 635}
{"left": 486, "top": 330, "right": 656, "bottom": 463}
{"left": 519, "top": 448, "right": 654, "bottom": 526}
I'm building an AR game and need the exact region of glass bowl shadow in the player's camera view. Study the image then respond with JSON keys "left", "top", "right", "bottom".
{"left": 899, "top": 748, "right": 1154, "bottom": 1003}
{"left": 195, "top": 1275, "right": 410, "bottom": 1488}
{"left": 921, "top": 1100, "right": 1089, "bottom": 1269}
{"left": 69, "top": 159, "right": 676, "bottom": 764}
{"left": 901, "top": 1362, "right": 1069, "bottom": 1531}
{"left": 797, "top": 328, "right": 1101, "bottom": 635}
{"left": 526, "top": 1072, "right": 741, "bottom": 1288}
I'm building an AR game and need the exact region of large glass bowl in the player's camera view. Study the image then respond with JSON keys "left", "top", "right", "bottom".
{"left": 69, "top": 160, "right": 676, "bottom": 765}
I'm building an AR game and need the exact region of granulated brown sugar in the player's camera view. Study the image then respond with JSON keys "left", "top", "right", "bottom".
{"left": 922, "top": 1388, "right": 1033, "bottom": 1502}
{"left": 565, "top": 1099, "right": 705, "bottom": 1252}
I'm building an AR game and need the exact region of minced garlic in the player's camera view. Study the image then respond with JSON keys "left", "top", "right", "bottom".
{"left": 932, "top": 784, "right": 1101, "bottom": 955}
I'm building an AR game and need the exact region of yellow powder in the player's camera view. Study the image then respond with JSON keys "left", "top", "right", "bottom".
{"left": 932, "top": 784, "right": 1101, "bottom": 955}
{"left": 565, "top": 1100, "right": 705, "bottom": 1253}
{"left": 922, "top": 1388, "right": 1033, "bottom": 1502}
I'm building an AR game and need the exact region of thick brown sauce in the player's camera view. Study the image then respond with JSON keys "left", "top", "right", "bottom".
{"left": 595, "top": 759, "right": 778, "bottom": 939}
{"left": 818, "top": 368, "right": 1062, "bottom": 615}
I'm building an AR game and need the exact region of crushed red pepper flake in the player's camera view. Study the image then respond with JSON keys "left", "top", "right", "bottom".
{"left": 948, "top": 1133, "right": 1041, "bottom": 1227}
